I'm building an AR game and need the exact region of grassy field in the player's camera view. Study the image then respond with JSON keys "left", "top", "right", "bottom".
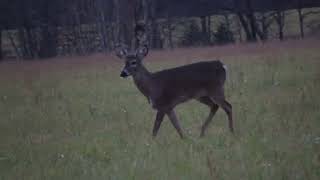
{"left": 0, "top": 39, "right": 320, "bottom": 180}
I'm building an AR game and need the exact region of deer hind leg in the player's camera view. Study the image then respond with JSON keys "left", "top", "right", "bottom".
{"left": 167, "top": 109, "right": 184, "bottom": 139}
{"left": 197, "top": 96, "right": 219, "bottom": 137}
{"left": 152, "top": 111, "right": 165, "bottom": 137}
{"left": 210, "top": 96, "right": 234, "bottom": 133}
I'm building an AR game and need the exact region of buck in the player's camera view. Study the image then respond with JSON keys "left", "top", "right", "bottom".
{"left": 115, "top": 45, "right": 233, "bottom": 138}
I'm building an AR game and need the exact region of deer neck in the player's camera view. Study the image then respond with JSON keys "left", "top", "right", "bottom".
{"left": 132, "top": 64, "right": 153, "bottom": 98}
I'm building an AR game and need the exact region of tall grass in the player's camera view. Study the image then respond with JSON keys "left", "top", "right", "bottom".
{"left": 0, "top": 40, "right": 319, "bottom": 180}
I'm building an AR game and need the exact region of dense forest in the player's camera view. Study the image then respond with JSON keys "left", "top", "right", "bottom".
{"left": 0, "top": 0, "right": 319, "bottom": 60}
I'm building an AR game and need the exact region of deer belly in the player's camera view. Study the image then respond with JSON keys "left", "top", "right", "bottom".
{"left": 150, "top": 88, "right": 208, "bottom": 110}
{"left": 150, "top": 95, "right": 187, "bottom": 110}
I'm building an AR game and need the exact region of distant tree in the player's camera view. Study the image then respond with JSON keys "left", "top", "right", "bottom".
{"left": 165, "top": 16, "right": 174, "bottom": 49}
{"left": 296, "top": 0, "right": 320, "bottom": 38}
{"left": 161, "top": 17, "right": 187, "bottom": 49}
{"left": 256, "top": 12, "right": 275, "bottom": 41}
{"left": 95, "top": 0, "right": 115, "bottom": 51}
{"left": 213, "top": 23, "right": 235, "bottom": 44}
{"left": 0, "top": 26, "right": 2, "bottom": 60}
{"left": 200, "top": 16, "right": 211, "bottom": 45}
{"left": 233, "top": 0, "right": 264, "bottom": 42}
{"left": 273, "top": 10, "right": 286, "bottom": 41}
{"left": 180, "top": 20, "right": 203, "bottom": 46}
{"left": 0, "top": 0, "right": 13, "bottom": 60}
{"left": 2, "top": 0, "right": 320, "bottom": 60}
{"left": 38, "top": 1, "right": 60, "bottom": 58}
{"left": 149, "top": 0, "right": 163, "bottom": 49}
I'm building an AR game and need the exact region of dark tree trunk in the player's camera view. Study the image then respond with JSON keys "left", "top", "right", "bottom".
{"left": 18, "top": 29, "right": 27, "bottom": 58}
{"left": 245, "top": 0, "right": 257, "bottom": 41}
{"left": 255, "top": 21, "right": 266, "bottom": 41}
{"left": 236, "top": 16, "right": 243, "bottom": 42}
{"left": 98, "top": 13, "right": 108, "bottom": 51}
{"left": 237, "top": 13, "right": 254, "bottom": 41}
{"left": 135, "top": 0, "right": 149, "bottom": 49}
{"left": 19, "top": 28, "right": 36, "bottom": 59}
{"left": 246, "top": 14, "right": 257, "bottom": 41}
{"left": 279, "top": 25, "right": 284, "bottom": 40}
{"left": 39, "top": 24, "right": 58, "bottom": 58}
{"left": 150, "top": 0, "right": 161, "bottom": 49}
{"left": 142, "top": 0, "right": 149, "bottom": 23}
{"left": 224, "top": 14, "right": 230, "bottom": 30}
{"left": 200, "top": 16, "right": 209, "bottom": 44}
{"left": 113, "top": 0, "right": 121, "bottom": 44}
{"left": 96, "top": 0, "right": 109, "bottom": 52}
{"left": 297, "top": 0, "right": 304, "bottom": 38}
{"left": 260, "top": 13, "right": 268, "bottom": 40}
{"left": 166, "top": 16, "right": 173, "bottom": 49}
{"left": 150, "top": 20, "right": 162, "bottom": 49}
{"left": 201, "top": 16, "right": 207, "bottom": 34}
{"left": 8, "top": 31, "right": 21, "bottom": 58}
{"left": 114, "top": 0, "right": 137, "bottom": 49}
{"left": 18, "top": 0, "right": 38, "bottom": 59}
{"left": 0, "top": 28, "right": 2, "bottom": 61}
{"left": 26, "top": 27, "right": 37, "bottom": 58}
{"left": 125, "top": 0, "right": 136, "bottom": 48}
{"left": 207, "top": 15, "right": 211, "bottom": 43}
{"left": 38, "top": 1, "right": 60, "bottom": 58}
{"left": 297, "top": 8, "right": 304, "bottom": 38}
{"left": 275, "top": 10, "right": 285, "bottom": 41}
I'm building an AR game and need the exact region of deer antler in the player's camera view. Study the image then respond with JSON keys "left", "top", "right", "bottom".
{"left": 114, "top": 43, "right": 129, "bottom": 59}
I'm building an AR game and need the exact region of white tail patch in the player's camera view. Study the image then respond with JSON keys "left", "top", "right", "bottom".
{"left": 223, "top": 64, "right": 227, "bottom": 71}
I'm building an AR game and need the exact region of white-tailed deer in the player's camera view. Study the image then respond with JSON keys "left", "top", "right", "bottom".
{"left": 115, "top": 45, "right": 233, "bottom": 138}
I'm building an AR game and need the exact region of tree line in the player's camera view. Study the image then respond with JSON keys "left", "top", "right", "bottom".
{"left": 0, "top": 0, "right": 319, "bottom": 60}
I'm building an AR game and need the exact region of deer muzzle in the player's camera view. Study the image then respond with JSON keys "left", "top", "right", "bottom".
{"left": 120, "top": 68, "right": 130, "bottom": 78}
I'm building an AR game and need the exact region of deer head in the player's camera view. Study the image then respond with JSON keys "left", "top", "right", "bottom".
{"left": 115, "top": 44, "right": 149, "bottom": 78}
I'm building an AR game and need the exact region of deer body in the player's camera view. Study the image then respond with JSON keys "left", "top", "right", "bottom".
{"left": 116, "top": 46, "right": 233, "bottom": 138}
{"left": 133, "top": 61, "right": 226, "bottom": 111}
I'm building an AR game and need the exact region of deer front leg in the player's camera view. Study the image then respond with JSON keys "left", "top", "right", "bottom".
{"left": 167, "top": 110, "right": 184, "bottom": 139}
{"left": 152, "top": 111, "right": 165, "bottom": 137}
{"left": 210, "top": 96, "right": 234, "bottom": 133}
{"left": 200, "top": 104, "right": 219, "bottom": 137}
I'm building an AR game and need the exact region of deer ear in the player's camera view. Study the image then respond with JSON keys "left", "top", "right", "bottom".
{"left": 115, "top": 44, "right": 128, "bottom": 59}
{"left": 136, "top": 45, "right": 149, "bottom": 60}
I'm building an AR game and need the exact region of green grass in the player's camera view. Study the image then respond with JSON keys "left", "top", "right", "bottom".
{"left": 0, "top": 44, "right": 320, "bottom": 180}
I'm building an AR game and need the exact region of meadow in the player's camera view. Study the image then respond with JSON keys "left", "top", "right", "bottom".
{"left": 0, "top": 39, "right": 319, "bottom": 180}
